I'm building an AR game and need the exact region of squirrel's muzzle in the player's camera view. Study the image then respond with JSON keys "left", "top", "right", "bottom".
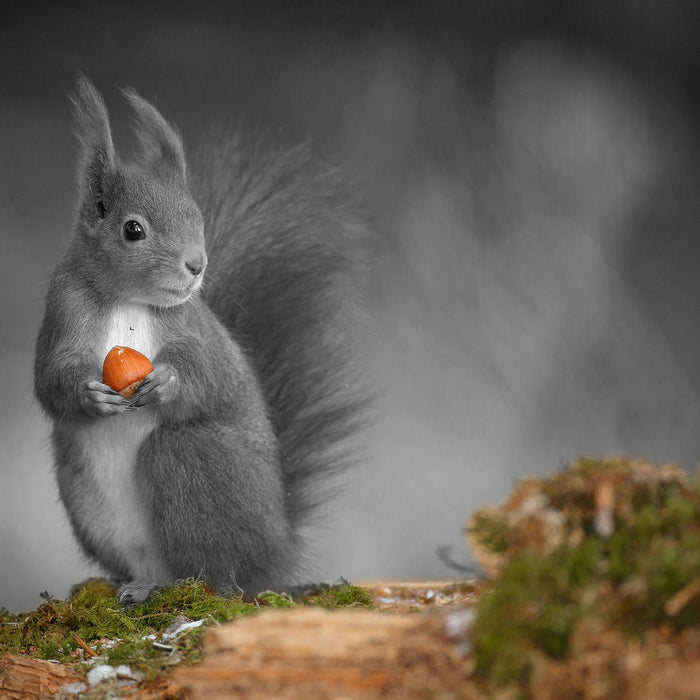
{"left": 184, "top": 250, "right": 207, "bottom": 278}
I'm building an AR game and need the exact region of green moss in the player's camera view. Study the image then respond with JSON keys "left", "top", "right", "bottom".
{"left": 470, "top": 458, "right": 700, "bottom": 689}
{"left": 0, "top": 580, "right": 140, "bottom": 663}
{"left": 0, "top": 577, "right": 374, "bottom": 681}
{"left": 257, "top": 590, "right": 296, "bottom": 608}
{"left": 0, "top": 578, "right": 259, "bottom": 669}
{"left": 104, "top": 636, "right": 154, "bottom": 666}
{"left": 304, "top": 583, "right": 375, "bottom": 609}
{"left": 129, "top": 579, "right": 259, "bottom": 629}
{"left": 606, "top": 527, "right": 700, "bottom": 633}
{"left": 473, "top": 540, "right": 599, "bottom": 685}
{"left": 467, "top": 509, "right": 510, "bottom": 554}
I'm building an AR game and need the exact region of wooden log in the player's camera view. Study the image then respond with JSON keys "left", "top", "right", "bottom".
{"left": 173, "top": 606, "right": 476, "bottom": 699}
{"left": 0, "top": 655, "right": 82, "bottom": 699}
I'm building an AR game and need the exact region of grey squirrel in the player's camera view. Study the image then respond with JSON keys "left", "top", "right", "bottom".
{"left": 34, "top": 76, "right": 369, "bottom": 604}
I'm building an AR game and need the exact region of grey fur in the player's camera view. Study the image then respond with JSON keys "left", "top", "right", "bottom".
{"left": 121, "top": 86, "right": 187, "bottom": 184}
{"left": 34, "top": 77, "right": 369, "bottom": 601}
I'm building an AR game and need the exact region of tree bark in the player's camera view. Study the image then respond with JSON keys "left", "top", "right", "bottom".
{"left": 173, "top": 606, "right": 475, "bottom": 699}
{"left": 0, "top": 655, "right": 82, "bottom": 699}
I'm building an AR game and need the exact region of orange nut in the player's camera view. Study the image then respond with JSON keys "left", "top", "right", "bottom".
{"left": 102, "top": 345, "right": 154, "bottom": 399}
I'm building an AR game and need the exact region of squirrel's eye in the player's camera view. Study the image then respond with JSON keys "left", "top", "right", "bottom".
{"left": 123, "top": 220, "right": 145, "bottom": 242}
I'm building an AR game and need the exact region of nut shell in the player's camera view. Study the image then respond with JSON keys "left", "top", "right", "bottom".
{"left": 102, "top": 346, "right": 154, "bottom": 398}
{"left": 119, "top": 378, "right": 145, "bottom": 399}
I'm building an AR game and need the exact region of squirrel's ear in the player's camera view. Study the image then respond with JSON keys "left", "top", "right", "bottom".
{"left": 69, "top": 74, "right": 116, "bottom": 219}
{"left": 121, "top": 87, "right": 187, "bottom": 184}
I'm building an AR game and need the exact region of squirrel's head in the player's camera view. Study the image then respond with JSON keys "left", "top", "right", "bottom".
{"left": 69, "top": 75, "right": 207, "bottom": 308}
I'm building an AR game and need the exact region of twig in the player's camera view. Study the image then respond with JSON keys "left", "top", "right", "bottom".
{"left": 665, "top": 578, "right": 700, "bottom": 616}
{"left": 71, "top": 633, "right": 100, "bottom": 658}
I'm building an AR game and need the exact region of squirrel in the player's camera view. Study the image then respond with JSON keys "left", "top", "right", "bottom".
{"left": 34, "top": 76, "right": 369, "bottom": 604}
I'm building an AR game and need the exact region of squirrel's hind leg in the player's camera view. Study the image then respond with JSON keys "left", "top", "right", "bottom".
{"left": 135, "top": 420, "right": 298, "bottom": 597}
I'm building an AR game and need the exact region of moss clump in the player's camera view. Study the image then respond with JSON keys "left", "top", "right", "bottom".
{"left": 256, "top": 590, "right": 296, "bottom": 608}
{"left": 258, "top": 583, "right": 374, "bottom": 610}
{"left": 128, "top": 579, "right": 258, "bottom": 629}
{"left": 468, "top": 509, "right": 510, "bottom": 554}
{"left": 472, "top": 540, "right": 599, "bottom": 685}
{"left": 304, "top": 583, "right": 375, "bottom": 609}
{"left": 468, "top": 457, "right": 700, "bottom": 689}
{"left": 0, "top": 577, "right": 374, "bottom": 680}
{"left": 0, "top": 579, "right": 139, "bottom": 662}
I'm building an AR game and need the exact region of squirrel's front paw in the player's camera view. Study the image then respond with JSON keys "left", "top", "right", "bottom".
{"left": 80, "top": 380, "right": 133, "bottom": 417}
{"left": 131, "top": 364, "right": 179, "bottom": 407}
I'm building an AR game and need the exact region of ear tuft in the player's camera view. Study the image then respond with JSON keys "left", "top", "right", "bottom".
{"left": 69, "top": 73, "right": 116, "bottom": 216}
{"left": 70, "top": 73, "right": 115, "bottom": 159}
{"left": 121, "top": 86, "right": 187, "bottom": 184}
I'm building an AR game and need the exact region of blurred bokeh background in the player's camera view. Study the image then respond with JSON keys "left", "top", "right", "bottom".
{"left": 2, "top": 1, "right": 700, "bottom": 612}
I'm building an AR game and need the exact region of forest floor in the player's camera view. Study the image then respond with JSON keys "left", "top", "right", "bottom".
{"left": 2, "top": 457, "right": 700, "bottom": 698}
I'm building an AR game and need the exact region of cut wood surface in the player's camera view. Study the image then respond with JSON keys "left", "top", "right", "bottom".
{"left": 173, "top": 605, "right": 475, "bottom": 699}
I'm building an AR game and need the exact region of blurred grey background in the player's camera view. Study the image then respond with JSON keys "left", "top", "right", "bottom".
{"left": 2, "top": 1, "right": 700, "bottom": 612}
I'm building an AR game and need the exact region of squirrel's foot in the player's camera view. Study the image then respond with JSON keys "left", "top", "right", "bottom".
{"left": 117, "top": 580, "right": 162, "bottom": 606}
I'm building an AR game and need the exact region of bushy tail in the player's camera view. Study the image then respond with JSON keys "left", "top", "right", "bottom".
{"left": 191, "top": 128, "right": 371, "bottom": 531}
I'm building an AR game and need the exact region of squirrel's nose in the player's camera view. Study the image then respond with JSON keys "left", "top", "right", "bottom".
{"left": 184, "top": 251, "right": 207, "bottom": 277}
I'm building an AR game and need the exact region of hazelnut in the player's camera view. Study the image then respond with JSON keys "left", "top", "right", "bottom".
{"left": 102, "top": 345, "right": 154, "bottom": 399}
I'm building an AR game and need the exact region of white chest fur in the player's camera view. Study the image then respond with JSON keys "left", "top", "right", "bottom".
{"left": 101, "top": 304, "right": 159, "bottom": 360}
{"left": 76, "top": 304, "right": 169, "bottom": 581}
